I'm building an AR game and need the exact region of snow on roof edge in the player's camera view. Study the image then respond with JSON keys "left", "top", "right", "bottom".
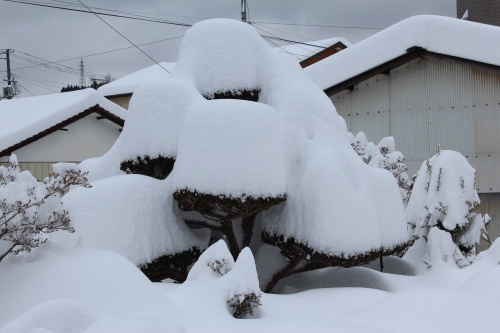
{"left": 0, "top": 89, "right": 128, "bottom": 155}
{"left": 305, "top": 15, "right": 500, "bottom": 91}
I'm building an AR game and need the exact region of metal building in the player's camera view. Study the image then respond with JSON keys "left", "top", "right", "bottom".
{"left": 305, "top": 16, "right": 500, "bottom": 251}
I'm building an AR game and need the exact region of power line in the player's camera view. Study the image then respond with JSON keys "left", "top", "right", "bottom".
{"left": 251, "top": 21, "right": 382, "bottom": 30}
{"left": 17, "top": 78, "right": 59, "bottom": 92}
{"left": 252, "top": 22, "right": 331, "bottom": 45}
{"left": 2, "top": 0, "right": 193, "bottom": 27}
{"left": 5, "top": 35, "right": 183, "bottom": 72}
{"left": 17, "top": 83, "right": 36, "bottom": 96}
{"left": 75, "top": 0, "right": 171, "bottom": 74}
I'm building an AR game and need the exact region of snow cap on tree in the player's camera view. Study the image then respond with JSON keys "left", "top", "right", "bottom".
{"left": 173, "top": 99, "right": 286, "bottom": 199}
{"left": 60, "top": 175, "right": 209, "bottom": 267}
{"left": 423, "top": 227, "right": 468, "bottom": 268}
{"left": 406, "top": 150, "right": 488, "bottom": 263}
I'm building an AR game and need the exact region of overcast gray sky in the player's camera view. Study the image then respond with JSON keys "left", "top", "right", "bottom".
{"left": 0, "top": 0, "right": 456, "bottom": 97}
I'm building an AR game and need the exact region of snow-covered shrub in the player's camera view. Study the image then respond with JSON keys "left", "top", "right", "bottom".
{"left": 60, "top": 175, "right": 210, "bottom": 282}
{"left": 0, "top": 155, "right": 90, "bottom": 261}
{"left": 406, "top": 149, "right": 491, "bottom": 266}
{"left": 348, "top": 132, "right": 412, "bottom": 205}
{"left": 225, "top": 248, "right": 261, "bottom": 318}
{"left": 187, "top": 240, "right": 235, "bottom": 280}
{"left": 187, "top": 242, "right": 261, "bottom": 318}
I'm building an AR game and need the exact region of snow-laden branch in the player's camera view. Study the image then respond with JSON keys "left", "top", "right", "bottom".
{"left": 0, "top": 155, "right": 91, "bottom": 261}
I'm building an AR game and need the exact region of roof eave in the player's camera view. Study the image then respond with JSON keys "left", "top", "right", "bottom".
{"left": 0, "top": 104, "right": 124, "bottom": 158}
{"left": 324, "top": 47, "right": 500, "bottom": 96}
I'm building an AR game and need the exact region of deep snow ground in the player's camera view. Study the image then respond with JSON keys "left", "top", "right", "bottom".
{"left": 1, "top": 241, "right": 499, "bottom": 333}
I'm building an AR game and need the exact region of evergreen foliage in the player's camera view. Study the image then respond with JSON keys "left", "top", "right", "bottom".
{"left": 203, "top": 89, "right": 260, "bottom": 102}
{"left": 174, "top": 188, "right": 286, "bottom": 259}
{"left": 139, "top": 247, "right": 203, "bottom": 283}
{"left": 120, "top": 155, "right": 176, "bottom": 180}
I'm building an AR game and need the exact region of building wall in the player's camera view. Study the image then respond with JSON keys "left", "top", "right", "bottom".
{"left": 0, "top": 161, "right": 60, "bottom": 181}
{"left": 0, "top": 114, "right": 122, "bottom": 163}
{"left": 457, "top": 0, "right": 500, "bottom": 26}
{"left": 330, "top": 57, "right": 500, "bottom": 248}
{"left": 107, "top": 95, "right": 131, "bottom": 109}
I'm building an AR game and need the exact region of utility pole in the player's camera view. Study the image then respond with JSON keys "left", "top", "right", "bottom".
{"left": 1, "top": 49, "right": 16, "bottom": 99}
{"left": 79, "top": 58, "right": 86, "bottom": 88}
{"left": 241, "top": 0, "right": 248, "bottom": 22}
{"left": 6, "top": 49, "right": 11, "bottom": 86}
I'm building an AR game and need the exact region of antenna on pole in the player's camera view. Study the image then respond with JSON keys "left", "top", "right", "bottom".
{"left": 79, "top": 58, "right": 86, "bottom": 88}
{"left": 241, "top": 0, "right": 248, "bottom": 22}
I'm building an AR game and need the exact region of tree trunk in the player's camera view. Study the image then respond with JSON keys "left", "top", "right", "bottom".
{"left": 380, "top": 255, "right": 384, "bottom": 272}
{"left": 264, "top": 255, "right": 304, "bottom": 293}
{"left": 222, "top": 218, "right": 241, "bottom": 260}
{"left": 241, "top": 213, "right": 257, "bottom": 249}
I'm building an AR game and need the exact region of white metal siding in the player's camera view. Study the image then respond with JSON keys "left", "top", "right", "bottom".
{"left": 331, "top": 57, "right": 500, "bottom": 182}
{"left": 477, "top": 193, "right": 500, "bottom": 252}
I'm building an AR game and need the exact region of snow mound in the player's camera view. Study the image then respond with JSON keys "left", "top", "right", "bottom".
{"left": 0, "top": 299, "right": 97, "bottom": 333}
{"left": 173, "top": 99, "right": 286, "bottom": 198}
{"left": 278, "top": 267, "right": 390, "bottom": 294}
{"left": 225, "top": 248, "right": 261, "bottom": 302}
{"left": 58, "top": 174, "right": 209, "bottom": 266}
{"left": 476, "top": 238, "right": 500, "bottom": 263}
{"left": 0, "top": 243, "right": 184, "bottom": 331}
{"left": 187, "top": 240, "right": 234, "bottom": 281}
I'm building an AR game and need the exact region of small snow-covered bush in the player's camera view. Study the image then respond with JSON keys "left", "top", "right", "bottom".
{"left": 406, "top": 149, "right": 491, "bottom": 266}
{"left": 225, "top": 248, "right": 261, "bottom": 318}
{"left": 348, "top": 132, "right": 412, "bottom": 205}
{"left": 0, "top": 155, "right": 90, "bottom": 261}
{"left": 187, "top": 242, "right": 261, "bottom": 318}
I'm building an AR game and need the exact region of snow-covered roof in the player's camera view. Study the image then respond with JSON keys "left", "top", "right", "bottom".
{"left": 277, "top": 37, "right": 351, "bottom": 61}
{"left": 305, "top": 15, "right": 500, "bottom": 92}
{"left": 0, "top": 89, "right": 127, "bottom": 156}
{"left": 97, "top": 62, "right": 176, "bottom": 97}
{"left": 96, "top": 38, "right": 349, "bottom": 98}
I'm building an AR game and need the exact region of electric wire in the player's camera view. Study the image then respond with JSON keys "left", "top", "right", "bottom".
{"left": 75, "top": 0, "right": 171, "bottom": 74}
{"left": 2, "top": 0, "right": 193, "bottom": 27}
{"left": 251, "top": 21, "right": 382, "bottom": 30}
{"left": 252, "top": 22, "right": 330, "bottom": 45}
{"left": 5, "top": 35, "right": 183, "bottom": 72}
{"left": 17, "top": 83, "right": 36, "bottom": 96}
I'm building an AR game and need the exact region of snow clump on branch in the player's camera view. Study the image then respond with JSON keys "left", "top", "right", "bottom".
{"left": 0, "top": 154, "right": 90, "bottom": 261}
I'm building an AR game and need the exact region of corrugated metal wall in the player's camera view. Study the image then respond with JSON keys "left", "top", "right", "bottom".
{"left": 477, "top": 193, "right": 500, "bottom": 252}
{"left": 330, "top": 57, "right": 500, "bottom": 249}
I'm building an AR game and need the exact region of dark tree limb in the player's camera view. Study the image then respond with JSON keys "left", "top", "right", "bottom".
{"left": 264, "top": 254, "right": 304, "bottom": 293}
{"left": 221, "top": 218, "right": 241, "bottom": 260}
{"left": 0, "top": 242, "right": 18, "bottom": 263}
{"left": 241, "top": 213, "right": 257, "bottom": 249}
{"left": 380, "top": 256, "right": 384, "bottom": 272}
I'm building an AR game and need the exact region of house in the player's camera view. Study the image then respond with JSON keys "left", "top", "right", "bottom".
{"left": 98, "top": 38, "right": 349, "bottom": 109}
{"left": 0, "top": 88, "right": 127, "bottom": 180}
{"left": 304, "top": 15, "right": 500, "bottom": 250}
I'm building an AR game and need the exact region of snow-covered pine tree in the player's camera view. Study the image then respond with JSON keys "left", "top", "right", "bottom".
{"left": 405, "top": 148, "right": 491, "bottom": 266}
{"left": 172, "top": 100, "right": 287, "bottom": 260}
{"left": 347, "top": 132, "right": 412, "bottom": 206}
{"left": 75, "top": 19, "right": 409, "bottom": 290}
{"left": 0, "top": 155, "right": 90, "bottom": 262}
